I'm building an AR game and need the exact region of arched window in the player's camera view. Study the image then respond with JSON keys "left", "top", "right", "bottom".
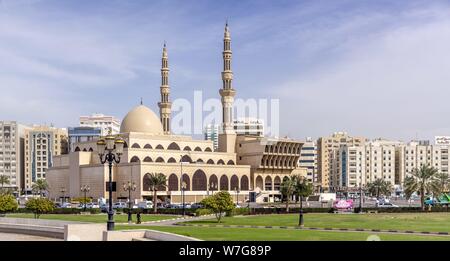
{"left": 155, "top": 157, "right": 165, "bottom": 163}
{"left": 206, "top": 159, "right": 215, "bottom": 164}
{"left": 205, "top": 147, "right": 212, "bottom": 152}
{"left": 274, "top": 176, "right": 281, "bottom": 191}
{"left": 192, "top": 170, "right": 207, "bottom": 191}
{"left": 220, "top": 175, "right": 229, "bottom": 191}
{"left": 209, "top": 175, "right": 218, "bottom": 190}
{"left": 130, "top": 156, "right": 140, "bottom": 163}
{"left": 196, "top": 158, "right": 204, "bottom": 163}
{"left": 88, "top": 148, "right": 93, "bottom": 152}
{"left": 217, "top": 159, "right": 225, "bottom": 165}
{"left": 131, "top": 143, "right": 141, "bottom": 149}
{"left": 181, "top": 174, "right": 190, "bottom": 191}
{"left": 183, "top": 146, "right": 192, "bottom": 151}
{"left": 194, "top": 147, "right": 202, "bottom": 152}
{"left": 230, "top": 175, "right": 239, "bottom": 191}
{"left": 181, "top": 155, "right": 192, "bottom": 163}
{"left": 241, "top": 176, "right": 249, "bottom": 190}
{"left": 74, "top": 147, "right": 80, "bottom": 152}
{"left": 143, "top": 174, "right": 151, "bottom": 191}
{"left": 143, "top": 144, "right": 152, "bottom": 149}
{"left": 155, "top": 144, "right": 164, "bottom": 150}
{"left": 167, "top": 157, "right": 176, "bottom": 163}
{"left": 167, "top": 142, "right": 180, "bottom": 150}
{"left": 256, "top": 176, "right": 263, "bottom": 190}
{"left": 123, "top": 142, "right": 128, "bottom": 148}
{"left": 168, "top": 174, "right": 178, "bottom": 191}
{"left": 265, "top": 176, "right": 272, "bottom": 191}
{"left": 82, "top": 148, "right": 87, "bottom": 152}
{"left": 227, "top": 160, "right": 235, "bottom": 165}
{"left": 143, "top": 156, "right": 152, "bottom": 162}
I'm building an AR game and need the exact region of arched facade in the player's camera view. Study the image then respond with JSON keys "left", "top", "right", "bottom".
{"left": 220, "top": 175, "right": 229, "bottom": 191}
{"left": 209, "top": 174, "right": 218, "bottom": 190}
{"left": 265, "top": 176, "right": 272, "bottom": 191}
{"left": 130, "top": 156, "right": 140, "bottom": 163}
{"left": 168, "top": 174, "right": 178, "bottom": 191}
{"left": 274, "top": 176, "right": 281, "bottom": 191}
{"left": 181, "top": 174, "right": 190, "bottom": 191}
{"left": 192, "top": 170, "right": 207, "bottom": 191}
{"left": 240, "top": 176, "right": 249, "bottom": 190}
{"left": 167, "top": 142, "right": 180, "bottom": 150}
{"left": 255, "top": 176, "right": 263, "bottom": 190}
{"left": 143, "top": 174, "right": 151, "bottom": 191}
{"left": 230, "top": 175, "right": 239, "bottom": 190}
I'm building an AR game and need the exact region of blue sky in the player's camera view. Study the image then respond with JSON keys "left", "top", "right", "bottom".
{"left": 1, "top": 0, "right": 450, "bottom": 141}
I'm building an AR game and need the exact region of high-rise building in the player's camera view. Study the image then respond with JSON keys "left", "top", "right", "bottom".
{"left": 204, "top": 124, "right": 220, "bottom": 151}
{"left": 68, "top": 127, "right": 102, "bottom": 152}
{"left": 24, "top": 126, "right": 68, "bottom": 190}
{"left": 79, "top": 113, "right": 120, "bottom": 135}
{"left": 0, "top": 121, "right": 28, "bottom": 192}
{"left": 232, "top": 117, "right": 264, "bottom": 137}
{"left": 298, "top": 137, "right": 317, "bottom": 183}
{"left": 317, "top": 132, "right": 366, "bottom": 191}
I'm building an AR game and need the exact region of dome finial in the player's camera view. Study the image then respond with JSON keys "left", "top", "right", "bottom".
{"left": 140, "top": 97, "right": 143, "bottom": 105}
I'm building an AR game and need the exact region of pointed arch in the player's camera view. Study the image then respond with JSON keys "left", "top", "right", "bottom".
{"left": 241, "top": 176, "right": 249, "bottom": 190}
{"left": 196, "top": 158, "right": 204, "bottom": 163}
{"left": 206, "top": 159, "right": 215, "bottom": 164}
{"left": 194, "top": 146, "right": 202, "bottom": 152}
{"left": 88, "top": 147, "right": 93, "bottom": 152}
{"left": 143, "top": 174, "right": 151, "bottom": 191}
{"left": 274, "top": 176, "right": 281, "bottom": 191}
{"left": 155, "top": 157, "right": 165, "bottom": 163}
{"left": 192, "top": 169, "right": 207, "bottom": 191}
{"left": 265, "top": 176, "right": 273, "bottom": 191}
{"left": 167, "top": 142, "right": 181, "bottom": 150}
{"left": 82, "top": 148, "right": 87, "bottom": 152}
{"left": 209, "top": 174, "right": 218, "bottom": 190}
{"left": 130, "top": 156, "right": 140, "bottom": 163}
{"left": 220, "top": 175, "right": 229, "bottom": 191}
{"left": 131, "top": 143, "right": 141, "bottom": 149}
{"left": 181, "top": 155, "right": 192, "bottom": 163}
{"left": 143, "top": 144, "right": 152, "bottom": 149}
{"left": 168, "top": 174, "right": 178, "bottom": 191}
{"left": 230, "top": 175, "right": 239, "bottom": 190}
{"left": 256, "top": 176, "right": 263, "bottom": 190}
{"left": 227, "top": 160, "right": 235, "bottom": 165}
{"left": 167, "top": 157, "right": 176, "bottom": 163}
{"left": 183, "top": 146, "right": 192, "bottom": 151}
{"left": 74, "top": 147, "right": 80, "bottom": 152}
{"left": 181, "top": 174, "right": 190, "bottom": 191}
{"left": 155, "top": 144, "right": 164, "bottom": 150}
{"left": 205, "top": 147, "right": 212, "bottom": 152}
{"left": 217, "top": 159, "right": 225, "bottom": 165}
{"left": 143, "top": 156, "right": 153, "bottom": 163}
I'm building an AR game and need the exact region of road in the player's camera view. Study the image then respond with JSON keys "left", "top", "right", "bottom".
{"left": 0, "top": 232, "right": 61, "bottom": 241}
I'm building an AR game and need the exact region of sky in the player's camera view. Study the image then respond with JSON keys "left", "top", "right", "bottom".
{"left": 1, "top": 0, "right": 450, "bottom": 142}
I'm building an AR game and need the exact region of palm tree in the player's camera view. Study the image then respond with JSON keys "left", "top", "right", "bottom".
{"left": 367, "top": 178, "right": 393, "bottom": 199}
{"left": 431, "top": 172, "right": 450, "bottom": 197}
{"left": 31, "top": 179, "right": 49, "bottom": 197}
{"left": 294, "top": 176, "right": 313, "bottom": 227}
{"left": 0, "top": 175, "right": 10, "bottom": 194}
{"left": 280, "top": 176, "right": 296, "bottom": 212}
{"left": 144, "top": 173, "right": 167, "bottom": 213}
{"left": 403, "top": 165, "right": 438, "bottom": 210}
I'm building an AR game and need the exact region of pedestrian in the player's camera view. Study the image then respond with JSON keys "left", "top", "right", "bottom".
{"left": 136, "top": 212, "right": 141, "bottom": 224}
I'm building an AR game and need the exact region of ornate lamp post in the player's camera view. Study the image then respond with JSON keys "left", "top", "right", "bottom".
{"left": 234, "top": 187, "right": 240, "bottom": 205}
{"left": 60, "top": 187, "right": 66, "bottom": 204}
{"left": 97, "top": 134, "right": 124, "bottom": 231}
{"left": 181, "top": 181, "right": 187, "bottom": 218}
{"left": 80, "top": 185, "right": 90, "bottom": 212}
{"left": 208, "top": 182, "right": 217, "bottom": 196}
{"left": 123, "top": 181, "right": 137, "bottom": 223}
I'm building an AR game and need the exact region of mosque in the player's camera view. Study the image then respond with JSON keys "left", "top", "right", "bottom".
{"left": 46, "top": 24, "right": 305, "bottom": 204}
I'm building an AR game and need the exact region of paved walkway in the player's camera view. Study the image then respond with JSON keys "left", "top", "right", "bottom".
{"left": 0, "top": 232, "right": 61, "bottom": 241}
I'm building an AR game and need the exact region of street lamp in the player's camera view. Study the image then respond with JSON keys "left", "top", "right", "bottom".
{"left": 181, "top": 181, "right": 187, "bottom": 218}
{"left": 359, "top": 183, "right": 365, "bottom": 213}
{"left": 123, "top": 181, "right": 137, "bottom": 223}
{"left": 208, "top": 182, "right": 217, "bottom": 196}
{"left": 60, "top": 187, "right": 66, "bottom": 204}
{"left": 97, "top": 134, "right": 124, "bottom": 231}
{"left": 80, "top": 185, "right": 90, "bottom": 212}
{"left": 234, "top": 186, "right": 240, "bottom": 205}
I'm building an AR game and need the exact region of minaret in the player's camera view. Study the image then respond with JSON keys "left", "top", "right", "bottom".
{"left": 218, "top": 22, "right": 237, "bottom": 153}
{"left": 158, "top": 42, "right": 171, "bottom": 134}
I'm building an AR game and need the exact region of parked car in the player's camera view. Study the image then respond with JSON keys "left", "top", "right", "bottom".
{"left": 112, "top": 202, "right": 128, "bottom": 209}
{"left": 137, "top": 201, "right": 153, "bottom": 209}
{"left": 190, "top": 203, "right": 203, "bottom": 209}
{"left": 377, "top": 202, "right": 399, "bottom": 208}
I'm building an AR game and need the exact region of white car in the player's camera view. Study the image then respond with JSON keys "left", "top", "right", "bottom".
{"left": 377, "top": 202, "right": 399, "bottom": 208}
{"left": 112, "top": 202, "right": 128, "bottom": 209}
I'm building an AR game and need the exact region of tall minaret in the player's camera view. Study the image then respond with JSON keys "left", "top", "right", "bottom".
{"left": 158, "top": 42, "right": 171, "bottom": 134}
{"left": 218, "top": 22, "right": 237, "bottom": 153}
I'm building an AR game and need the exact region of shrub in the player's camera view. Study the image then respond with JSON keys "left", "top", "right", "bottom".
{"left": 0, "top": 194, "right": 18, "bottom": 213}
{"left": 201, "top": 191, "right": 235, "bottom": 222}
{"left": 25, "top": 198, "right": 55, "bottom": 219}
{"left": 195, "top": 208, "right": 214, "bottom": 216}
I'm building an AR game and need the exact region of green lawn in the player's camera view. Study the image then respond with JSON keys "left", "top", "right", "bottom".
{"left": 186, "top": 213, "right": 450, "bottom": 232}
{"left": 115, "top": 225, "right": 450, "bottom": 241}
{"left": 6, "top": 213, "right": 176, "bottom": 223}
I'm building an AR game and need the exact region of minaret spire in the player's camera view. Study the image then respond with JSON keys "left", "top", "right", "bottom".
{"left": 158, "top": 42, "right": 171, "bottom": 134}
{"left": 218, "top": 21, "right": 237, "bottom": 153}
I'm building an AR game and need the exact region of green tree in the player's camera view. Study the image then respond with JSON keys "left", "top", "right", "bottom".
{"left": 294, "top": 176, "right": 313, "bottom": 209}
{"left": 403, "top": 165, "right": 438, "bottom": 210}
{"left": 0, "top": 175, "right": 10, "bottom": 194}
{"left": 25, "top": 198, "right": 55, "bottom": 219}
{"left": 431, "top": 172, "right": 450, "bottom": 197}
{"left": 32, "top": 179, "right": 49, "bottom": 197}
{"left": 280, "top": 176, "right": 296, "bottom": 212}
{"left": 0, "top": 194, "right": 18, "bottom": 214}
{"left": 200, "top": 191, "right": 234, "bottom": 223}
{"left": 367, "top": 178, "right": 393, "bottom": 199}
{"left": 144, "top": 173, "right": 167, "bottom": 213}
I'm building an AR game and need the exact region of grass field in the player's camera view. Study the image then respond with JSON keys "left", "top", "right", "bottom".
{"left": 115, "top": 225, "right": 450, "bottom": 241}
{"left": 186, "top": 213, "right": 450, "bottom": 232}
{"left": 6, "top": 213, "right": 176, "bottom": 223}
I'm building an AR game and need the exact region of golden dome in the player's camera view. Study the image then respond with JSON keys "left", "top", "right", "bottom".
{"left": 120, "top": 105, "right": 163, "bottom": 134}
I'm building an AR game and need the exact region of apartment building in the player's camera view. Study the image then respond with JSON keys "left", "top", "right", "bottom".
{"left": 24, "top": 126, "right": 68, "bottom": 190}
{"left": 204, "top": 124, "right": 220, "bottom": 151}
{"left": 79, "top": 113, "right": 120, "bottom": 135}
{"left": 233, "top": 117, "right": 264, "bottom": 137}
{"left": 298, "top": 137, "right": 317, "bottom": 183}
